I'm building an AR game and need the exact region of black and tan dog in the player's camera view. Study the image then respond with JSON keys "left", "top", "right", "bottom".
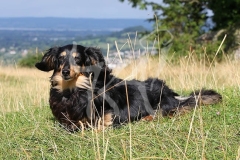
{"left": 35, "top": 44, "right": 222, "bottom": 131}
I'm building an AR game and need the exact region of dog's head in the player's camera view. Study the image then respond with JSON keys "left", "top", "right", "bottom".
{"left": 35, "top": 44, "right": 106, "bottom": 91}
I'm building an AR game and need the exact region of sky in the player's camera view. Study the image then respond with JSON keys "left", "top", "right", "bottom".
{"left": 0, "top": 0, "right": 160, "bottom": 19}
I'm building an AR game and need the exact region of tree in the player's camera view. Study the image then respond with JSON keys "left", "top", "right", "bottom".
{"left": 120, "top": 0, "right": 212, "bottom": 60}
{"left": 208, "top": 0, "right": 240, "bottom": 30}
{"left": 206, "top": 0, "right": 240, "bottom": 52}
{"left": 120, "top": 0, "right": 209, "bottom": 35}
{"left": 120, "top": 0, "right": 240, "bottom": 59}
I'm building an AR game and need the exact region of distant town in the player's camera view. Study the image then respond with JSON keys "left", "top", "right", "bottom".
{"left": 0, "top": 18, "right": 156, "bottom": 66}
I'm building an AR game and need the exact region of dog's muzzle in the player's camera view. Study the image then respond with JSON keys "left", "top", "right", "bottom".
{"left": 62, "top": 69, "right": 71, "bottom": 80}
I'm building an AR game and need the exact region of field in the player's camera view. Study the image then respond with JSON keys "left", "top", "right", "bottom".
{"left": 0, "top": 54, "right": 240, "bottom": 159}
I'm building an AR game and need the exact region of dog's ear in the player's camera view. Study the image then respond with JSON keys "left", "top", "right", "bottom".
{"left": 84, "top": 47, "right": 106, "bottom": 68}
{"left": 35, "top": 47, "right": 59, "bottom": 72}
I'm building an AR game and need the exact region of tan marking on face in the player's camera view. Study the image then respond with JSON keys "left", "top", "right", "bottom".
{"left": 69, "top": 65, "right": 80, "bottom": 78}
{"left": 59, "top": 64, "right": 64, "bottom": 69}
{"left": 75, "top": 74, "right": 91, "bottom": 89}
{"left": 60, "top": 51, "right": 67, "bottom": 57}
{"left": 72, "top": 52, "right": 77, "bottom": 58}
{"left": 51, "top": 73, "right": 90, "bottom": 92}
{"left": 79, "top": 64, "right": 85, "bottom": 72}
{"left": 59, "top": 62, "right": 80, "bottom": 80}
{"left": 59, "top": 64, "right": 64, "bottom": 76}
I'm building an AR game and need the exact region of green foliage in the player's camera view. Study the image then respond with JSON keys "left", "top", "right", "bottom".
{"left": 207, "top": 0, "right": 240, "bottom": 53}
{"left": 120, "top": 0, "right": 219, "bottom": 62}
{"left": 160, "top": 0, "right": 207, "bottom": 35}
{"left": 120, "top": 0, "right": 208, "bottom": 35}
{"left": 147, "top": 29, "right": 222, "bottom": 63}
{"left": 18, "top": 53, "right": 42, "bottom": 68}
{"left": 166, "top": 40, "right": 223, "bottom": 63}
{"left": 120, "top": 0, "right": 240, "bottom": 60}
{"left": 208, "top": 0, "right": 240, "bottom": 30}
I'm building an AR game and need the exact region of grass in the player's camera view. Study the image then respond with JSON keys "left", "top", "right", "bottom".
{"left": 0, "top": 55, "right": 240, "bottom": 159}
{"left": 0, "top": 67, "right": 50, "bottom": 112}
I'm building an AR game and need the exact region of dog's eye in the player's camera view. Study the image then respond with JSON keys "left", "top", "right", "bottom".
{"left": 74, "top": 57, "right": 80, "bottom": 62}
{"left": 58, "top": 56, "right": 64, "bottom": 62}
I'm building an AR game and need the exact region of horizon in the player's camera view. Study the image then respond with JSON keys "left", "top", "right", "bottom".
{"left": 0, "top": 17, "right": 153, "bottom": 31}
{"left": 0, "top": 0, "right": 161, "bottom": 19}
{"left": 0, "top": 17, "right": 149, "bottom": 20}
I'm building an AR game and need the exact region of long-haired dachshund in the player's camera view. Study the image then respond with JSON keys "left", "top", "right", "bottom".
{"left": 35, "top": 44, "right": 222, "bottom": 131}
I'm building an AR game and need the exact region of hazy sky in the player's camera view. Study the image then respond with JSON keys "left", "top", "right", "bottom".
{"left": 0, "top": 0, "right": 160, "bottom": 19}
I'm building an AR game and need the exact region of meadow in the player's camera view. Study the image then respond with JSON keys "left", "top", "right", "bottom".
{"left": 0, "top": 53, "right": 240, "bottom": 159}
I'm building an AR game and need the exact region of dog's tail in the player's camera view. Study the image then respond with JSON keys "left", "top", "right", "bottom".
{"left": 171, "top": 89, "right": 222, "bottom": 115}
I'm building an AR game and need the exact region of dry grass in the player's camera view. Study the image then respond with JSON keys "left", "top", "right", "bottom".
{"left": 0, "top": 66, "right": 51, "bottom": 113}
{"left": 113, "top": 55, "right": 240, "bottom": 92}
{"left": 1, "top": 55, "right": 240, "bottom": 113}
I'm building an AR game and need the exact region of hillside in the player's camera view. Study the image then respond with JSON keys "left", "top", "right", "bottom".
{"left": 0, "top": 17, "right": 153, "bottom": 65}
{"left": 0, "top": 17, "right": 152, "bottom": 31}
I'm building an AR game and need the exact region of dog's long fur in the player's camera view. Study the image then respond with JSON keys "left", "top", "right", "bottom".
{"left": 35, "top": 44, "right": 222, "bottom": 131}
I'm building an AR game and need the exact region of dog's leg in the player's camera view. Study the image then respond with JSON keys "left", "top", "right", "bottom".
{"left": 141, "top": 115, "right": 154, "bottom": 121}
{"left": 98, "top": 112, "right": 113, "bottom": 130}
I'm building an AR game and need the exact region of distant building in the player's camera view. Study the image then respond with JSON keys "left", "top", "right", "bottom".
{"left": 106, "top": 50, "right": 146, "bottom": 69}
{"left": 21, "top": 50, "right": 28, "bottom": 56}
{"left": 9, "top": 50, "right": 16, "bottom": 55}
{"left": 0, "top": 48, "right": 6, "bottom": 53}
{"left": 32, "top": 37, "right": 38, "bottom": 41}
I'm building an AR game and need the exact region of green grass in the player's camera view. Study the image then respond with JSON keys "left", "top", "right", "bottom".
{"left": 0, "top": 88, "right": 239, "bottom": 159}
{"left": 1, "top": 56, "right": 240, "bottom": 159}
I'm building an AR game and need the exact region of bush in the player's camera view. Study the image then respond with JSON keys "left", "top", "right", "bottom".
{"left": 151, "top": 31, "right": 224, "bottom": 64}
{"left": 18, "top": 53, "right": 42, "bottom": 68}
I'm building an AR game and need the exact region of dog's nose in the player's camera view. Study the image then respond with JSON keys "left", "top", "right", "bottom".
{"left": 62, "top": 70, "right": 70, "bottom": 76}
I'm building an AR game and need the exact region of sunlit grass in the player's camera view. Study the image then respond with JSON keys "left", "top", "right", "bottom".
{"left": 0, "top": 66, "right": 51, "bottom": 113}
{"left": 113, "top": 54, "right": 240, "bottom": 91}
{"left": 0, "top": 52, "right": 239, "bottom": 159}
